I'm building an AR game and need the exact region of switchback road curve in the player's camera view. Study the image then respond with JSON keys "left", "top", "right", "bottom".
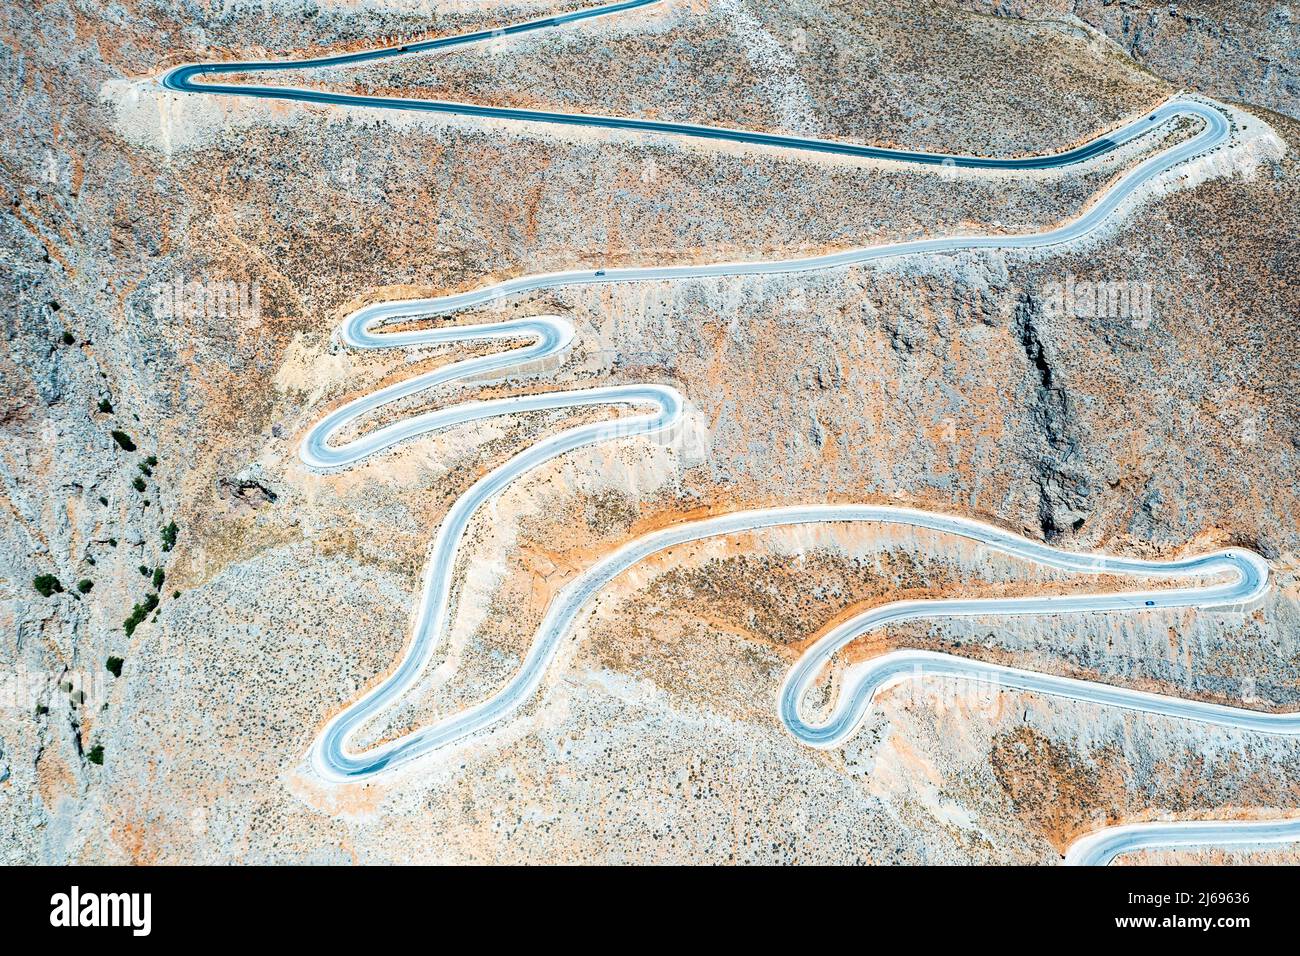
{"left": 162, "top": 0, "right": 1295, "bottom": 863}
{"left": 1065, "top": 817, "right": 1300, "bottom": 866}
{"left": 165, "top": 0, "right": 1156, "bottom": 169}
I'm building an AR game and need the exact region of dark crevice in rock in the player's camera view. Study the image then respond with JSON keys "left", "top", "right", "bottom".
{"left": 1015, "top": 292, "right": 1093, "bottom": 540}
{"left": 218, "top": 476, "right": 279, "bottom": 513}
{"left": 1015, "top": 292, "right": 1074, "bottom": 455}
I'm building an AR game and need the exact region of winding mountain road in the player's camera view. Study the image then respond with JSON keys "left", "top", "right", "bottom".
{"left": 162, "top": 0, "right": 1297, "bottom": 864}
{"left": 1065, "top": 817, "right": 1300, "bottom": 866}
{"left": 165, "top": 0, "right": 1145, "bottom": 168}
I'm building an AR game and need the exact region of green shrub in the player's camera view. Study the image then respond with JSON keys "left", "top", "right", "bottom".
{"left": 110, "top": 430, "right": 136, "bottom": 452}
{"left": 138, "top": 462, "right": 152, "bottom": 477}
{"left": 132, "top": 476, "right": 146, "bottom": 493}
{"left": 152, "top": 567, "right": 165, "bottom": 589}
{"left": 98, "top": 496, "right": 107, "bottom": 505}
{"left": 86, "top": 745, "right": 104, "bottom": 765}
{"left": 138, "top": 565, "right": 149, "bottom": 576}
{"left": 35, "top": 704, "right": 48, "bottom": 716}
{"left": 106, "top": 656, "right": 124, "bottom": 678}
{"left": 76, "top": 579, "right": 93, "bottom": 594}
{"left": 123, "top": 598, "right": 152, "bottom": 636}
{"left": 146, "top": 455, "right": 158, "bottom": 467}
{"left": 172, "top": 590, "right": 180, "bottom": 599}
{"left": 97, "top": 398, "right": 113, "bottom": 414}
{"left": 161, "top": 521, "right": 178, "bottom": 552}
{"left": 61, "top": 331, "right": 75, "bottom": 345}
{"left": 33, "top": 574, "right": 62, "bottom": 597}
{"left": 108, "top": 538, "right": 117, "bottom": 547}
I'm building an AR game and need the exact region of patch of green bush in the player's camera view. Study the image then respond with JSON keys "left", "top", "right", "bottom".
{"left": 106, "top": 656, "right": 124, "bottom": 678}
{"left": 86, "top": 745, "right": 104, "bottom": 765}
{"left": 152, "top": 567, "right": 165, "bottom": 589}
{"left": 77, "top": 579, "right": 93, "bottom": 594}
{"left": 110, "top": 430, "right": 136, "bottom": 452}
{"left": 123, "top": 595, "right": 157, "bottom": 636}
{"left": 97, "top": 398, "right": 113, "bottom": 414}
{"left": 132, "top": 476, "right": 146, "bottom": 493}
{"left": 33, "top": 574, "right": 62, "bottom": 597}
{"left": 161, "top": 521, "right": 178, "bottom": 552}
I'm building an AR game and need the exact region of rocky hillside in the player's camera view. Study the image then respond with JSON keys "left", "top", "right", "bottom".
{"left": 953, "top": 0, "right": 1300, "bottom": 121}
{"left": 1, "top": 0, "right": 1296, "bottom": 863}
